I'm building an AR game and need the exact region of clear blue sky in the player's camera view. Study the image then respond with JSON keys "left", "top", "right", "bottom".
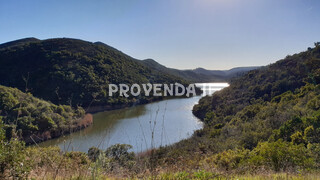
{"left": 0, "top": 0, "right": 319, "bottom": 70}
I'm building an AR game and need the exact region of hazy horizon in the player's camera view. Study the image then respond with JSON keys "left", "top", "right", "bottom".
{"left": 1, "top": 0, "right": 319, "bottom": 70}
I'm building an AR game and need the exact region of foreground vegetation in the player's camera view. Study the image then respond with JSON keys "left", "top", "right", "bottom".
{"left": 2, "top": 138, "right": 320, "bottom": 179}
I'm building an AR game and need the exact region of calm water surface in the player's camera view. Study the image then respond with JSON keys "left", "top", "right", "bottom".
{"left": 40, "top": 83, "right": 229, "bottom": 152}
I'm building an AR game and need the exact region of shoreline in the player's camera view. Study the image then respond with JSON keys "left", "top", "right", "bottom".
{"left": 85, "top": 95, "right": 202, "bottom": 113}
{"left": 29, "top": 91, "right": 207, "bottom": 147}
{"left": 25, "top": 113, "right": 93, "bottom": 145}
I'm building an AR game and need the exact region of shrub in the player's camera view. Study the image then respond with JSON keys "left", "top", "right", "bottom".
{"left": 88, "top": 146, "right": 103, "bottom": 162}
{"left": 105, "top": 144, "right": 135, "bottom": 169}
{"left": 249, "top": 139, "right": 314, "bottom": 171}
{"left": 290, "top": 131, "right": 306, "bottom": 145}
{"left": 0, "top": 121, "right": 31, "bottom": 179}
{"left": 204, "top": 148, "right": 250, "bottom": 171}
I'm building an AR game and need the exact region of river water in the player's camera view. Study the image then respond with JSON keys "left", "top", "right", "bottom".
{"left": 39, "top": 83, "right": 229, "bottom": 152}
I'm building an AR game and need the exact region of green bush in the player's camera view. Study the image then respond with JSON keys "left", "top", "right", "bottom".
{"left": 290, "top": 131, "right": 306, "bottom": 145}
{"left": 105, "top": 144, "right": 135, "bottom": 169}
{"left": 249, "top": 140, "right": 314, "bottom": 171}
{"left": 0, "top": 121, "right": 31, "bottom": 179}
{"left": 204, "top": 148, "right": 250, "bottom": 171}
{"left": 88, "top": 146, "right": 103, "bottom": 162}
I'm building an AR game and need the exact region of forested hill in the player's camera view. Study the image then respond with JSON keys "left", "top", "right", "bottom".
{"left": 0, "top": 38, "right": 190, "bottom": 108}
{"left": 188, "top": 43, "right": 320, "bottom": 156}
{"left": 193, "top": 43, "right": 320, "bottom": 120}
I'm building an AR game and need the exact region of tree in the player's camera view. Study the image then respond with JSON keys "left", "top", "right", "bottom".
{"left": 88, "top": 146, "right": 102, "bottom": 162}
{"left": 105, "top": 144, "right": 135, "bottom": 168}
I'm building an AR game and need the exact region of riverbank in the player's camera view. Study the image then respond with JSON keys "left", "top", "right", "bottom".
{"left": 85, "top": 90, "right": 203, "bottom": 113}
{"left": 25, "top": 113, "right": 93, "bottom": 144}
{"left": 39, "top": 96, "right": 205, "bottom": 152}
{"left": 31, "top": 95, "right": 196, "bottom": 146}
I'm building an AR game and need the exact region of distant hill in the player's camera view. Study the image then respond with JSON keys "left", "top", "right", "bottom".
{"left": 140, "top": 59, "right": 220, "bottom": 82}
{"left": 192, "top": 66, "right": 260, "bottom": 79}
{"left": 141, "top": 59, "right": 260, "bottom": 83}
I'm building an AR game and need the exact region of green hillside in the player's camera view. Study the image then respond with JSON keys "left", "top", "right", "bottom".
{"left": 193, "top": 43, "right": 320, "bottom": 120}
{"left": 0, "top": 38, "right": 189, "bottom": 109}
{"left": 161, "top": 43, "right": 320, "bottom": 171}
{"left": 0, "top": 85, "right": 90, "bottom": 144}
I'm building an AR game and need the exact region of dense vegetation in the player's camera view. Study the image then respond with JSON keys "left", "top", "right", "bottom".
{"left": 0, "top": 38, "right": 198, "bottom": 110}
{"left": 193, "top": 44, "right": 320, "bottom": 120}
{"left": 0, "top": 85, "right": 89, "bottom": 144}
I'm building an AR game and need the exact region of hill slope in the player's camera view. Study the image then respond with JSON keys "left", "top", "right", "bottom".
{"left": 0, "top": 85, "right": 91, "bottom": 144}
{"left": 0, "top": 38, "right": 190, "bottom": 109}
{"left": 193, "top": 46, "right": 320, "bottom": 120}
{"left": 188, "top": 43, "right": 320, "bottom": 152}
